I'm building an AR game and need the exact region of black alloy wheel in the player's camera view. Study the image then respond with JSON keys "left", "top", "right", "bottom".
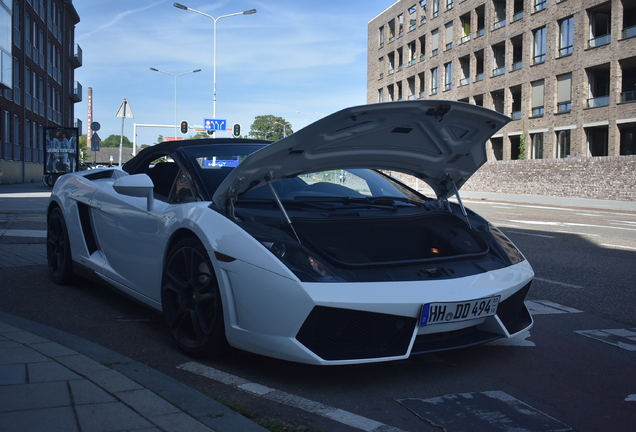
{"left": 161, "top": 238, "right": 227, "bottom": 357}
{"left": 47, "top": 206, "right": 74, "bottom": 285}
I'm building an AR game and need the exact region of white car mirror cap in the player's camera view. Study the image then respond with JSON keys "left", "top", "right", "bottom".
{"left": 113, "top": 174, "right": 154, "bottom": 211}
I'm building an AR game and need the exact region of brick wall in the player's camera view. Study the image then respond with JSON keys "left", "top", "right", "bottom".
{"left": 463, "top": 156, "right": 636, "bottom": 201}
{"left": 389, "top": 155, "right": 636, "bottom": 201}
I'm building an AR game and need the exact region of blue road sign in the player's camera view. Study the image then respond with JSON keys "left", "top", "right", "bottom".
{"left": 204, "top": 119, "right": 227, "bottom": 131}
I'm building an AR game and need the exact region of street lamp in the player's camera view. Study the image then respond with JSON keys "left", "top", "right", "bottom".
{"left": 150, "top": 67, "right": 201, "bottom": 139}
{"left": 174, "top": 3, "right": 256, "bottom": 136}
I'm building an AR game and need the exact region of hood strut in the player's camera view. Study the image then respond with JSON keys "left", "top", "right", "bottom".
{"left": 266, "top": 174, "right": 302, "bottom": 244}
{"left": 451, "top": 177, "right": 471, "bottom": 229}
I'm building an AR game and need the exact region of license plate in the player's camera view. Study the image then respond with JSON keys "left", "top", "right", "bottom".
{"left": 420, "top": 296, "right": 500, "bottom": 326}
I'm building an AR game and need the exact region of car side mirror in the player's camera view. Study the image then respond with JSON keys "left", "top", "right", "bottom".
{"left": 113, "top": 174, "right": 154, "bottom": 211}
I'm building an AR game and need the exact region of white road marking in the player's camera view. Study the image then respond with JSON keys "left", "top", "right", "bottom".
{"left": 526, "top": 300, "right": 583, "bottom": 314}
{"left": 626, "top": 394, "right": 636, "bottom": 402}
{"left": 575, "top": 328, "right": 636, "bottom": 351}
{"left": 0, "top": 229, "right": 47, "bottom": 238}
{"left": 177, "top": 362, "right": 407, "bottom": 432}
{"left": 600, "top": 243, "right": 636, "bottom": 251}
{"left": 533, "top": 277, "right": 584, "bottom": 289}
{"left": 506, "top": 230, "right": 556, "bottom": 238}
{"left": 509, "top": 220, "right": 636, "bottom": 232}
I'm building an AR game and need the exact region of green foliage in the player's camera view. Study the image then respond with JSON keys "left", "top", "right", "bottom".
{"left": 78, "top": 135, "right": 90, "bottom": 161}
{"left": 101, "top": 134, "right": 133, "bottom": 148}
{"left": 248, "top": 115, "right": 293, "bottom": 141}
{"left": 518, "top": 133, "right": 527, "bottom": 160}
{"left": 156, "top": 135, "right": 164, "bottom": 145}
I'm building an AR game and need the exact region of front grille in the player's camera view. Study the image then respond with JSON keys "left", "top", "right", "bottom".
{"left": 496, "top": 282, "right": 533, "bottom": 334}
{"left": 411, "top": 327, "right": 500, "bottom": 354}
{"left": 296, "top": 306, "right": 416, "bottom": 361}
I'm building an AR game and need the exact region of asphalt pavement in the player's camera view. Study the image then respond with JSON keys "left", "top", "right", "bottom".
{"left": 1, "top": 179, "right": 635, "bottom": 432}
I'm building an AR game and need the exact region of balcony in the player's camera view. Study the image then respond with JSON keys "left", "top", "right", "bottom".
{"left": 459, "top": 77, "right": 470, "bottom": 86}
{"left": 474, "top": 73, "right": 484, "bottom": 82}
{"left": 512, "top": 61, "right": 522, "bottom": 71}
{"left": 493, "top": 19, "right": 506, "bottom": 30}
{"left": 70, "top": 44, "right": 83, "bottom": 68}
{"left": 559, "top": 45, "right": 573, "bottom": 57}
{"left": 71, "top": 81, "right": 82, "bottom": 102}
{"left": 492, "top": 67, "right": 505, "bottom": 77}
{"left": 589, "top": 34, "right": 611, "bottom": 48}
{"left": 621, "top": 90, "right": 636, "bottom": 103}
{"left": 622, "top": 25, "right": 636, "bottom": 39}
{"left": 512, "top": 11, "right": 524, "bottom": 22}
{"left": 511, "top": 111, "right": 522, "bottom": 120}
{"left": 460, "top": 34, "right": 471, "bottom": 44}
{"left": 587, "top": 96, "right": 609, "bottom": 108}
{"left": 475, "top": 28, "right": 485, "bottom": 38}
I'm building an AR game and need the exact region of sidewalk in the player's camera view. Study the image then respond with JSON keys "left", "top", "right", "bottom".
{"left": 0, "top": 312, "right": 267, "bottom": 432}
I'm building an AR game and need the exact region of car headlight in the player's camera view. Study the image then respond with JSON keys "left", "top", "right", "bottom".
{"left": 260, "top": 240, "right": 344, "bottom": 282}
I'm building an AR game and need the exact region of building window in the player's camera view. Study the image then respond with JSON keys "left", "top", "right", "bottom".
{"left": 557, "top": 73, "right": 572, "bottom": 112}
{"left": 407, "top": 76, "right": 416, "bottom": 99}
{"left": 556, "top": 130, "right": 571, "bottom": 158}
{"left": 511, "top": 35, "right": 523, "bottom": 70}
{"left": 432, "top": 0, "right": 440, "bottom": 18}
{"left": 418, "top": 72, "right": 426, "bottom": 98}
{"left": 510, "top": 86, "right": 522, "bottom": 119}
{"left": 533, "top": 27, "right": 546, "bottom": 63}
{"left": 379, "top": 26, "right": 384, "bottom": 47}
{"left": 559, "top": 17, "right": 574, "bottom": 56}
{"left": 620, "top": 58, "right": 636, "bottom": 103}
{"left": 492, "top": 43, "right": 505, "bottom": 76}
{"left": 409, "top": 5, "right": 417, "bottom": 31}
{"left": 531, "top": 80, "right": 545, "bottom": 116}
{"left": 587, "top": 65, "right": 610, "bottom": 107}
{"left": 459, "top": 56, "right": 470, "bottom": 86}
{"left": 420, "top": 0, "right": 427, "bottom": 24}
{"left": 408, "top": 41, "right": 417, "bottom": 66}
{"left": 446, "top": 0, "right": 454, "bottom": 11}
{"left": 587, "top": 127, "right": 609, "bottom": 156}
{"left": 388, "top": 52, "right": 395, "bottom": 75}
{"left": 534, "top": 0, "right": 547, "bottom": 12}
{"left": 620, "top": 126, "right": 636, "bottom": 155}
{"left": 512, "top": 0, "right": 524, "bottom": 22}
{"left": 474, "top": 49, "right": 484, "bottom": 82}
{"left": 378, "top": 57, "right": 384, "bottom": 80}
{"left": 398, "top": 14, "right": 404, "bottom": 37}
{"left": 444, "top": 62, "right": 452, "bottom": 90}
{"left": 431, "top": 28, "right": 439, "bottom": 56}
{"left": 531, "top": 133, "right": 544, "bottom": 159}
{"left": 475, "top": 5, "right": 485, "bottom": 37}
{"left": 445, "top": 21, "right": 453, "bottom": 50}
{"left": 431, "top": 67, "right": 438, "bottom": 95}
{"left": 388, "top": 19, "right": 396, "bottom": 41}
{"left": 491, "top": 89, "right": 504, "bottom": 114}
{"left": 588, "top": 4, "right": 611, "bottom": 48}
{"left": 419, "top": 35, "right": 426, "bottom": 61}
{"left": 460, "top": 13, "right": 471, "bottom": 43}
{"left": 493, "top": 0, "right": 506, "bottom": 29}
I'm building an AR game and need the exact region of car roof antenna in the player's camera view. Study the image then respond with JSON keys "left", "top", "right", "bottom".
{"left": 265, "top": 173, "right": 302, "bottom": 244}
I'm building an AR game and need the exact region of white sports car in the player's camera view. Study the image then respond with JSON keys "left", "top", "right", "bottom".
{"left": 47, "top": 101, "right": 533, "bottom": 365}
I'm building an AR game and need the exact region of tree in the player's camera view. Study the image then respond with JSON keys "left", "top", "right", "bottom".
{"left": 78, "top": 135, "right": 89, "bottom": 161}
{"left": 100, "top": 134, "right": 133, "bottom": 148}
{"left": 248, "top": 115, "right": 293, "bottom": 141}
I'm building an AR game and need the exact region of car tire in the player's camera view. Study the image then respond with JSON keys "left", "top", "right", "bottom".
{"left": 47, "top": 206, "right": 74, "bottom": 285}
{"left": 161, "top": 238, "right": 228, "bottom": 357}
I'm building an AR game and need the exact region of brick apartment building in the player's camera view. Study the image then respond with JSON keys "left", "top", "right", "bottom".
{"left": 367, "top": 0, "right": 636, "bottom": 161}
{"left": 0, "top": 0, "right": 81, "bottom": 183}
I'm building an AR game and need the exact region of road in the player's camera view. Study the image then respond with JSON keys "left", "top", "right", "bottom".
{"left": 1, "top": 187, "right": 635, "bottom": 432}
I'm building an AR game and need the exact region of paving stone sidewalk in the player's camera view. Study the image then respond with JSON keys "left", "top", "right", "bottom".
{"left": 0, "top": 313, "right": 267, "bottom": 432}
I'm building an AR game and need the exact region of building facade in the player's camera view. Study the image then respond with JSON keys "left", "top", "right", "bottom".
{"left": 0, "top": 0, "right": 81, "bottom": 183}
{"left": 368, "top": 0, "right": 636, "bottom": 161}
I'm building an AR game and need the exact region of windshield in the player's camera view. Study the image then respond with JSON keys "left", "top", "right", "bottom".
{"left": 181, "top": 144, "right": 267, "bottom": 194}
{"left": 240, "top": 169, "right": 426, "bottom": 204}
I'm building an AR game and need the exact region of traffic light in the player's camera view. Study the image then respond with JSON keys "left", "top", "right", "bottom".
{"left": 232, "top": 123, "right": 241, "bottom": 137}
{"left": 180, "top": 120, "right": 188, "bottom": 134}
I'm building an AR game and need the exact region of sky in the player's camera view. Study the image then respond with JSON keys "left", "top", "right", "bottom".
{"left": 72, "top": 0, "right": 394, "bottom": 147}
